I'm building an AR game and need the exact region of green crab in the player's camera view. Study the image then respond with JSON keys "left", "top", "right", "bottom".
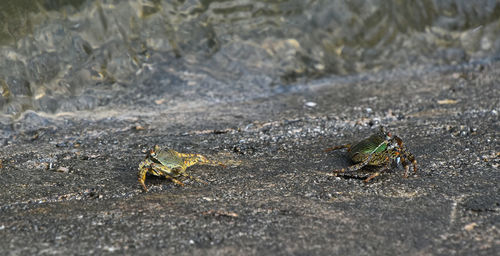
{"left": 325, "top": 127, "right": 417, "bottom": 182}
{"left": 138, "top": 145, "right": 226, "bottom": 192}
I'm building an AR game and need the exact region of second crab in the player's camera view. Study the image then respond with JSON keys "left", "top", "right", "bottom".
{"left": 138, "top": 145, "right": 226, "bottom": 192}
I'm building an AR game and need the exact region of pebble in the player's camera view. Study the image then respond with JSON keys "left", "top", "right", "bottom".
{"left": 305, "top": 102, "right": 317, "bottom": 107}
{"left": 56, "top": 166, "right": 69, "bottom": 173}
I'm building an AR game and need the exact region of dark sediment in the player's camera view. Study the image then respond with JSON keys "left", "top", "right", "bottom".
{"left": 0, "top": 62, "right": 499, "bottom": 255}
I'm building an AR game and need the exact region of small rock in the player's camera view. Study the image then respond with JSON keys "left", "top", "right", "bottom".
{"left": 154, "top": 99, "right": 165, "bottom": 105}
{"left": 463, "top": 222, "right": 477, "bottom": 231}
{"left": 437, "top": 99, "right": 458, "bottom": 105}
{"left": 305, "top": 102, "right": 317, "bottom": 107}
{"left": 56, "top": 166, "right": 69, "bottom": 173}
{"left": 134, "top": 125, "right": 145, "bottom": 131}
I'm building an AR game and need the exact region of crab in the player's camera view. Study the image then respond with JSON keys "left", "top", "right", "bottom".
{"left": 138, "top": 145, "right": 226, "bottom": 192}
{"left": 325, "top": 127, "right": 417, "bottom": 182}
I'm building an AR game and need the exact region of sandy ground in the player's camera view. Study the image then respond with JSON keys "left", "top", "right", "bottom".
{"left": 1, "top": 62, "right": 498, "bottom": 255}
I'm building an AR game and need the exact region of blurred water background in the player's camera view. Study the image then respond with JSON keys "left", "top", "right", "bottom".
{"left": 0, "top": 0, "right": 499, "bottom": 134}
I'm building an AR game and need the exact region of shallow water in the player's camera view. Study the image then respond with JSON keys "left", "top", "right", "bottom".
{"left": 0, "top": 0, "right": 499, "bottom": 128}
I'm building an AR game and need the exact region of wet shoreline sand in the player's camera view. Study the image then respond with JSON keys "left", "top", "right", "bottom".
{"left": 1, "top": 62, "right": 499, "bottom": 255}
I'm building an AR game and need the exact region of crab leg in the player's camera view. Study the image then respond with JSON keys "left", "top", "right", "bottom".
{"left": 177, "top": 153, "right": 227, "bottom": 168}
{"left": 149, "top": 164, "right": 186, "bottom": 186}
{"left": 138, "top": 159, "right": 153, "bottom": 191}
{"left": 363, "top": 160, "right": 391, "bottom": 182}
{"left": 324, "top": 144, "right": 351, "bottom": 152}
{"left": 163, "top": 175, "right": 185, "bottom": 186}
{"left": 180, "top": 171, "right": 208, "bottom": 184}
{"left": 410, "top": 156, "right": 418, "bottom": 173}
{"left": 364, "top": 172, "right": 380, "bottom": 182}
{"left": 138, "top": 168, "right": 149, "bottom": 192}
{"left": 333, "top": 153, "right": 374, "bottom": 173}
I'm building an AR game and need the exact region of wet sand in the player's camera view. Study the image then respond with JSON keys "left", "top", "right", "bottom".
{"left": 1, "top": 62, "right": 498, "bottom": 255}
